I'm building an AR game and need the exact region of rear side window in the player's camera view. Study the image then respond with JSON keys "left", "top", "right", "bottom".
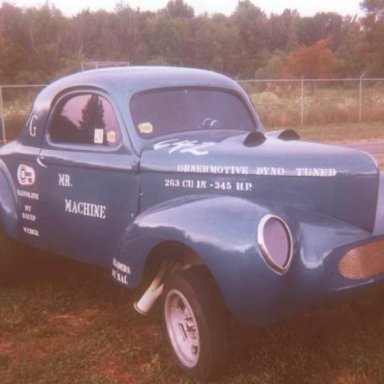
{"left": 49, "top": 94, "right": 121, "bottom": 147}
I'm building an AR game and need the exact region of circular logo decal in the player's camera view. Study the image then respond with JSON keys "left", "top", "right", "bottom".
{"left": 17, "top": 164, "right": 36, "bottom": 186}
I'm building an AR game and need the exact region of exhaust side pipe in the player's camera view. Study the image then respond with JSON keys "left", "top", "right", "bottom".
{"left": 134, "top": 262, "right": 174, "bottom": 315}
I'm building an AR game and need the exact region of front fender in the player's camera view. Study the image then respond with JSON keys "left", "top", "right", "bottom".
{"left": 115, "top": 193, "right": 380, "bottom": 326}
{"left": 114, "top": 195, "right": 308, "bottom": 323}
{"left": 114, "top": 194, "right": 268, "bottom": 279}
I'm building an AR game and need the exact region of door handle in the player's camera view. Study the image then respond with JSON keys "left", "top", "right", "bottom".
{"left": 37, "top": 156, "right": 48, "bottom": 168}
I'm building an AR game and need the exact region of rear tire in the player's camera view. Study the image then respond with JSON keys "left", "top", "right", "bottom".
{"left": 162, "top": 267, "right": 228, "bottom": 381}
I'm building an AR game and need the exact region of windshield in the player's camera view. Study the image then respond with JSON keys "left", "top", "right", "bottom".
{"left": 130, "top": 88, "right": 256, "bottom": 139}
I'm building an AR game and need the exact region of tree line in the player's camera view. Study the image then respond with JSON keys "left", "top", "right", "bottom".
{"left": 0, "top": 0, "right": 383, "bottom": 84}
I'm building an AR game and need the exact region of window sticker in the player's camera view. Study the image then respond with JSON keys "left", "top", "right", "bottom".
{"left": 94, "top": 128, "right": 104, "bottom": 144}
{"left": 107, "top": 131, "right": 117, "bottom": 144}
{"left": 138, "top": 122, "right": 154, "bottom": 134}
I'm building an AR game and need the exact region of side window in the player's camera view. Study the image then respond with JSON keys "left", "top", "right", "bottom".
{"left": 49, "top": 94, "right": 121, "bottom": 147}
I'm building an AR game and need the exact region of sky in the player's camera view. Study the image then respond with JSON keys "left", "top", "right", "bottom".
{"left": 5, "top": 0, "right": 363, "bottom": 17}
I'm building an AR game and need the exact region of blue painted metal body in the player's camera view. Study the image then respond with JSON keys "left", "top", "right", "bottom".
{"left": 1, "top": 66, "right": 384, "bottom": 326}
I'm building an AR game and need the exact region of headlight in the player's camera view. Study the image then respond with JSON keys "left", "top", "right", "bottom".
{"left": 257, "top": 214, "right": 293, "bottom": 273}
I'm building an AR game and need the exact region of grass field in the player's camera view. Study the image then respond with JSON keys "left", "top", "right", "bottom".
{"left": 1, "top": 121, "right": 384, "bottom": 384}
{"left": 248, "top": 85, "right": 384, "bottom": 127}
{"left": 288, "top": 121, "right": 384, "bottom": 143}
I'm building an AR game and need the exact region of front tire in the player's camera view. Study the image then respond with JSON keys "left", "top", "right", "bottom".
{"left": 162, "top": 267, "right": 228, "bottom": 381}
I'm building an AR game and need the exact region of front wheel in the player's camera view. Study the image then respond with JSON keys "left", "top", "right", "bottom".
{"left": 162, "top": 267, "right": 228, "bottom": 381}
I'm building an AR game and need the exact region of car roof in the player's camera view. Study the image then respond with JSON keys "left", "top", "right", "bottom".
{"left": 42, "top": 66, "right": 242, "bottom": 98}
{"left": 19, "top": 66, "right": 260, "bottom": 149}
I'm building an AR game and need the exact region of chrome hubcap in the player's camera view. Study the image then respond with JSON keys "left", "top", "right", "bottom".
{"left": 165, "top": 289, "right": 200, "bottom": 368}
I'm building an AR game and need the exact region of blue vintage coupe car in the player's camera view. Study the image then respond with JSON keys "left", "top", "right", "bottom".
{"left": 0, "top": 67, "right": 384, "bottom": 380}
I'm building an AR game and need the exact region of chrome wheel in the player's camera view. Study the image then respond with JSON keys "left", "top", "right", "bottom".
{"left": 164, "top": 288, "right": 200, "bottom": 368}
{"left": 162, "top": 268, "right": 228, "bottom": 380}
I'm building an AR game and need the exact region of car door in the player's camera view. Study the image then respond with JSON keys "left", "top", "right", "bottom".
{"left": 35, "top": 91, "right": 140, "bottom": 268}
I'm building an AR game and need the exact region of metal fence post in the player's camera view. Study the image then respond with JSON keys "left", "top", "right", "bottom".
{"left": 359, "top": 74, "right": 364, "bottom": 122}
{"left": 300, "top": 77, "right": 305, "bottom": 125}
{"left": 0, "top": 87, "right": 5, "bottom": 144}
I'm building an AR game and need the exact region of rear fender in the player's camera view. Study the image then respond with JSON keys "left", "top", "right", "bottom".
{"left": 0, "top": 160, "right": 18, "bottom": 238}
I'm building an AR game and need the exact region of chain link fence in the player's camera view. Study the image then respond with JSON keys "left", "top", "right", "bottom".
{"left": 0, "top": 78, "right": 383, "bottom": 143}
{"left": 239, "top": 78, "right": 384, "bottom": 128}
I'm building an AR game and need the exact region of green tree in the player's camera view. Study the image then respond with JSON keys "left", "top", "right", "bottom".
{"left": 232, "top": 0, "right": 269, "bottom": 77}
{"left": 165, "top": 0, "right": 194, "bottom": 19}
{"left": 255, "top": 50, "right": 287, "bottom": 78}
{"left": 139, "top": 11, "right": 192, "bottom": 66}
{"left": 360, "top": 0, "right": 384, "bottom": 75}
{"left": 25, "top": 5, "right": 69, "bottom": 81}
{"left": 297, "top": 12, "right": 343, "bottom": 49}
{"left": 190, "top": 14, "right": 243, "bottom": 75}
{"left": 0, "top": 0, "right": 376, "bottom": 83}
{"left": 0, "top": 32, "right": 25, "bottom": 82}
{"left": 0, "top": 3, "right": 31, "bottom": 82}
{"left": 334, "top": 17, "right": 365, "bottom": 76}
{"left": 267, "top": 10, "right": 300, "bottom": 52}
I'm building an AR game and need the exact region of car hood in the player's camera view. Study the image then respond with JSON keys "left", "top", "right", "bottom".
{"left": 140, "top": 131, "right": 379, "bottom": 232}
